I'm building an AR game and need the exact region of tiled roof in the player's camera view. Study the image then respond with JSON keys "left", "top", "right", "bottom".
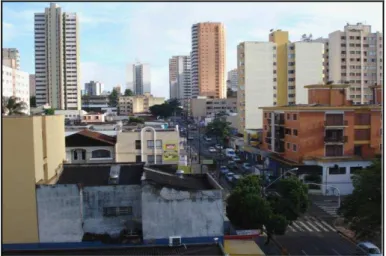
{"left": 144, "top": 169, "right": 215, "bottom": 190}
{"left": 3, "top": 244, "right": 224, "bottom": 255}
{"left": 77, "top": 129, "right": 117, "bottom": 144}
{"left": 56, "top": 163, "right": 144, "bottom": 186}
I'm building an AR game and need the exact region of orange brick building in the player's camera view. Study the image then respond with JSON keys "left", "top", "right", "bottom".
{"left": 259, "top": 84, "right": 382, "bottom": 195}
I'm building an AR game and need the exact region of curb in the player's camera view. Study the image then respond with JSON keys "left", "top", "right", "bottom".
{"left": 336, "top": 230, "right": 358, "bottom": 245}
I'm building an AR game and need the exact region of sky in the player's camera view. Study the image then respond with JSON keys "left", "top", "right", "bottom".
{"left": 2, "top": 2, "right": 383, "bottom": 99}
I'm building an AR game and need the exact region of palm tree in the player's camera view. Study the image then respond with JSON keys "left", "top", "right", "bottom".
{"left": 2, "top": 96, "right": 28, "bottom": 115}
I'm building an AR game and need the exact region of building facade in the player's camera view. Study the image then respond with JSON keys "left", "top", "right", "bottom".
{"left": 118, "top": 93, "right": 165, "bottom": 116}
{"left": 34, "top": 3, "right": 81, "bottom": 110}
{"left": 3, "top": 115, "right": 65, "bottom": 244}
{"left": 227, "top": 68, "right": 238, "bottom": 91}
{"left": 190, "top": 96, "right": 237, "bottom": 119}
{"left": 169, "top": 55, "right": 191, "bottom": 100}
{"left": 29, "top": 74, "right": 36, "bottom": 97}
{"left": 2, "top": 65, "right": 30, "bottom": 114}
{"left": 260, "top": 84, "right": 382, "bottom": 195}
{"left": 328, "top": 23, "right": 383, "bottom": 104}
{"left": 191, "top": 22, "right": 226, "bottom": 99}
{"left": 237, "top": 42, "right": 276, "bottom": 133}
{"left": 126, "top": 63, "right": 151, "bottom": 95}
{"left": 85, "top": 81, "right": 104, "bottom": 96}
{"left": 2, "top": 48, "right": 20, "bottom": 70}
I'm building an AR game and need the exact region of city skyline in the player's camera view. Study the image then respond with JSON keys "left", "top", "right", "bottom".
{"left": 3, "top": 2, "right": 383, "bottom": 99}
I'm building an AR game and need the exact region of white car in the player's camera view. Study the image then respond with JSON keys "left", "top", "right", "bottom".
{"left": 225, "top": 172, "right": 235, "bottom": 182}
{"left": 204, "top": 136, "right": 212, "bottom": 141}
{"left": 242, "top": 163, "right": 252, "bottom": 170}
{"left": 232, "top": 156, "right": 241, "bottom": 162}
{"left": 356, "top": 242, "right": 381, "bottom": 256}
{"left": 215, "top": 144, "right": 223, "bottom": 149}
{"left": 208, "top": 147, "right": 216, "bottom": 153}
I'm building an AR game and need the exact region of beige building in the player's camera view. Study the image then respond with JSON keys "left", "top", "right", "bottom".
{"left": 116, "top": 126, "right": 180, "bottom": 164}
{"left": 3, "top": 115, "right": 66, "bottom": 244}
{"left": 2, "top": 48, "right": 20, "bottom": 70}
{"left": 119, "top": 93, "right": 165, "bottom": 115}
{"left": 34, "top": 3, "right": 81, "bottom": 110}
{"left": 190, "top": 96, "right": 237, "bottom": 118}
{"left": 29, "top": 74, "right": 36, "bottom": 97}
{"left": 328, "top": 23, "right": 383, "bottom": 104}
{"left": 191, "top": 22, "right": 226, "bottom": 99}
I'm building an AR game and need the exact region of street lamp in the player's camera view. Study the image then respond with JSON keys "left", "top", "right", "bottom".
{"left": 264, "top": 167, "right": 298, "bottom": 192}
{"left": 306, "top": 182, "right": 341, "bottom": 208}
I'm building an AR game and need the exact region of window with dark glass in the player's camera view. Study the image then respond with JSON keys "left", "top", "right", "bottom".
{"left": 350, "top": 166, "right": 363, "bottom": 175}
{"left": 293, "top": 129, "right": 298, "bottom": 136}
{"left": 136, "top": 155, "right": 141, "bottom": 162}
{"left": 329, "top": 166, "right": 346, "bottom": 175}
{"left": 91, "top": 150, "right": 111, "bottom": 158}
{"left": 135, "top": 140, "right": 141, "bottom": 150}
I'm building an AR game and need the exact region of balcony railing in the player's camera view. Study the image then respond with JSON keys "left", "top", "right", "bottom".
{"left": 324, "top": 120, "right": 348, "bottom": 126}
{"left": 324, "top": 136, "right": 348, "bottom": 143}
{"left": 275, "top": 118, "right": 285, "bottom": 125}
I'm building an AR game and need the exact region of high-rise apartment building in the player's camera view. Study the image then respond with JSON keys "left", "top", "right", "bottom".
{"left": 169, "top": 55, "right": 191, "bottom": 100}
{"left": 313, "top": 37, "right": 330, "bottom": 84}
{"left": 126, "top": 63, "right": 151, "bottom": 95}
{"left": 2, "top": 65, "right": 30, "bottom": 114}
{"left": 328, "top": 23, "right": 383, "bottom": 104}
{"left": 85, "top": 81, "right": 103, "bottom": 96}
{"left": 191, "top": 22, "right": 226, "bottom": 99}
{"left": 227, "top": 69, "right": 238, "bottom": 91}
{"left": 34, "top": 3, "right": 81, "bottom": 110}
{"left": 29, "top": 74, "right": 36, "bottom": 97}
{"left": 237, "top": 42, "right": 276, "bottom": 133}
{"left": 3, "top": 48, "right": 20, "bottom": 70}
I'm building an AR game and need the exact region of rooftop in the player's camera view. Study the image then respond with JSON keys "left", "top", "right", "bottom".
{"left": 3, "top": 244, "right": 224, "bottom": 255}
{"left": 56, "top": 163, "right": 144, "bottom": 186}
{"left": 260, "top": 103, "right": 382, "bottom": 110}
{"left": 66, "top": 129, "right": 117, "bottom": 146}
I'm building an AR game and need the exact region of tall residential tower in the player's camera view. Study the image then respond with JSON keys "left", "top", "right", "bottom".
{"left": 191, "top": 22, "right": 226, "bottom": 99}
{"left": 126, "top": 63, "right": 151, "bottom": 95}
{"left": 2, "top": 48, "right": 20, "bottom": 70}
{"left": 169, "top": 55, "right": 191, "bottom": 100}
{"left": 34, "top": 3, "right": 81, "bottom": 109}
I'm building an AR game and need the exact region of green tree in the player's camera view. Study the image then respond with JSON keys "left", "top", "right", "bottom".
{"left": 44, "top": 108, "right": 55, "bottom": 115}
{"left": 30, "top": 96, "right": 37, "bottom": 108}
{"left": 206, "top": 118, "right": 232, "bottom": 145}
{"left": 108, "top": 89, "right": 119, "bottom": 107}
{"left": 337, "top": 158, "right": 381, "bottom": 240}
{"left": 129, "top": 116, "right": 144, "bottom": 124}
{"left": 124, "top": 89, "right": 134, "bottom": 96}
{"left": 2, "top": 96, "right": 28, "bottom": 115}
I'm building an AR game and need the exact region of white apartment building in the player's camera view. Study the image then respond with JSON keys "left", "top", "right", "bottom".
{"left": 313, "top": 37, "right": 330, "bottom": 84}
{"left": 328, "top": 23, "right": 383, "bottom": 104}
{"left": 85, "top": 81, "right": 104, "bottom": 96}
{"left": 2, "top": 48, "right": 20, "bottom": 70}
{"left": 119, "top": 93, "right": 165, "bottom": 116}
{"left": 227, "top": 69, "right": 238, "bottom": 90}
{"left": 34, "top": 3, "right": 81, "bottom": 110}
{"left": 287, "top": 42, "right": 325, "bottom": 104}
{"left": 2, "top": 65, "right": 30, "bottom": 114}
{"left": 126, "top": 63, "right": 151, "bottom": 95}
{"left": 169, "top": 55, "right": 191, "bottom": 100}
{"left": 237, "top": 42, "right": 276, "bottom": 133}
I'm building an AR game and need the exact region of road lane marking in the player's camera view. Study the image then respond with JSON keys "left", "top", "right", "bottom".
{"left": 331, "top": 248, "right": 341, "bottom": 255}
{"left": 312, "top": 220, "right": 330, "bottom": 232}
{"left": 291, "top": 222, "right": 304, "bottom": 231}
{"left": 301, "top": 249, "right": 308, "bottom": 256}
{"left": 288, "top": 225, "right": 297, "bottom": 232}
{"left": 297, "top": 221, "right": 313, "bottom": 232}
{"left": 305, "top": 221, "right": 321, "bottom": 232}
{"left": 321, "top": 220, "right": 337, "bottom": 231}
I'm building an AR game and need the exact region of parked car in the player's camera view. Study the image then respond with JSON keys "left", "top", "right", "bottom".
{"left": 215, "top": 144, "right": 223, "bottom": 149}
{"left": 225, "top": 172, "right": 235, "bottom": 182}
{"left": 225, "top": 148, "right": 236, "bottom": 158}
{"left": 232, "top": 156, "right": 241, "bottom": 162}
{"left": 204, "top": 136, "right": 212, "bottom": 142}
{"left": 356, "top": 242, "right": 381, "bottom": 256}
{"left": 227, "top": 161, "right": 238, "bottom": 170}
{"left": 208, "top": 147, "right": 217, "bottom": 153}
{"left": 220, "top": 166, "right": 229, "bottom": 175}
{"left": 231, "top": 174, "right": 242, "bottom": 186}
{"left": 242, "top": 163, "right": 252, "bottom": 171}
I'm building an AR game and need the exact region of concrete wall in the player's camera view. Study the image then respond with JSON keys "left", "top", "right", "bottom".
{"left": 66, "top": 146, "right": 115, "bottom": 163}
{"left": 82, "top": 185, "right": 142, "bottom": 236}
{"left": 141, "top": 184, "right": 224, "bottom": 240}
{"left": 36, "top": 185, "right": 83, "bottom": 242}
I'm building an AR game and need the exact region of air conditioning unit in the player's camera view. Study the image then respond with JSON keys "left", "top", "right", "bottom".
{"left": 169, "top": 236, "right": 182, "bottom": 246}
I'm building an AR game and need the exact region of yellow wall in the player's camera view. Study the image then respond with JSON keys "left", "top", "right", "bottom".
{"left": 2, "top": 115, "right": 66, "bottom": 244}
{"left": 270, "top": 31, "right": 289, "bottom": 106}
{"left": 224, "top": 240, "right": 266, "bottom": 256}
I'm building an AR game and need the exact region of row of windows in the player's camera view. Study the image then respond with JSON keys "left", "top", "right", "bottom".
{"left": 135, "top": 140, "right": 163, "bottom": 150}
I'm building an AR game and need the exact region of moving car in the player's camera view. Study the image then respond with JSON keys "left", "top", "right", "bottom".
{"left": 215, "top": 144, "right": 223, "bottom": 149}
{"left": 356, "top": 242, "right": 381, "bottom": 256}
{"left": 208, "top": 147, "right": 216, "bottom": 153}
{"left": 232, "top": 156, "right": 241, "bottom": 162}
{"left": 227, "top": 161, "right": 238, "bottom": 170}
{"left": 225, "top": 148, "right": 236, "bottom": 158}
{"left": 225, "top": 172, "right": 235, "bottom": 182}
{"left": 220, "top": 166, "right": 229, "bottom": 175}
{"left": 242, "top": 163, "right": 252, "bottom": 171}
{"left": 204, "top": 136, "right": 212, "bottom": 142}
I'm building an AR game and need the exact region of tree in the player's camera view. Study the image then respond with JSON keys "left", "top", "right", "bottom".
{"left": 2, "top": 96, "right": 28, "bottom": 115}
{"left": 129, "top": 116, "right": 144, "bottom": 124}
{"left": 124, "top": 89, "right": 134, "bottom": 96}
{"left": 30, "top": 96, "right": 37, "bottom": 108}
{"left": 108, "top": 89, "right": 119, "bottom": 107}
{"left": 206, "top": 118, "right": 232, "bottom": 145}
{"left": 337, "top": 158, "right": 381, "bottom": 240}
{"left": 44, "top": 108, "right": 55, "bottom": 115}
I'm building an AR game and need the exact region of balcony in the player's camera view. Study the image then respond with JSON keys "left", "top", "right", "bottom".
{"left": 324, "top": 120, "right": 348, "bottom": 127}
{"left": 265, "top": 137, "right": 271, "bottom": 144}
{"left": 274, "top": 141, "right": 285, "bottom": 153}
{"left": 274, "top": 117, "right": 285, "bottom": 126}
{"left": 324, "top": 136, "right": 348, "bottom": 143}
{"left": 267, "top": 131, "right": 272, "bottom": 138}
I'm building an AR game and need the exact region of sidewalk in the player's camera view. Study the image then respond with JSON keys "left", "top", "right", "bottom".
{"left": 255, "top": 236, "right": 284, "bottom": 256}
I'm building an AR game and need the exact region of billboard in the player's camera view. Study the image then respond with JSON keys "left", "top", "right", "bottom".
{"left": 162, "top": 141, "right": 179, "bottom": 162}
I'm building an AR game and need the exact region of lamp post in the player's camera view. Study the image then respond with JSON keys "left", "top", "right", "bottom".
{"left": 306, "top": 182, "right": 341, "bottom": 208}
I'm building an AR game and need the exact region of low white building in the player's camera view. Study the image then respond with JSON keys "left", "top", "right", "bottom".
{"left": 2, "top": 65, "right": 30, "bottom": 114}
{"left": 55, "top": 110, "right": 87, "bottom": 121}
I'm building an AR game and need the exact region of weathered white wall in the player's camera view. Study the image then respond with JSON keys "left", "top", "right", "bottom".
{"left": 82, "top": 185, "right": 142, "bottom": 236}
{"left": 36, "top": 185, "right": 83, "bottom": 242}
{"left": 66, "top": 146, "right": 115, "bottom": 163}
{"left": 141, "top": 185, "right": 224, "bottom": 240}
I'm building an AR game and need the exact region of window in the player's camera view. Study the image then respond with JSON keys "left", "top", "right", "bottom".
{"left": 103, "top": 206, "right": 132, "bottom": 217}
{"left": 74, "top": 151, "right": 78, "bottom": 160}
{"left": 287, "top": 113, "right": 291, "bottom": 120}
{"left": 156, "top": 140, "right": 162, "bottom": 149}
{"left": 147, "top": 140, "right": 154, "bottom": 148}
{"left": 264, "top": 113, "right": 267, "bottom": 118}
{"left": 135, "top": 140, "right": 141, "bottom": 150}
{"left": 148, "top": 155, "right": 155, "bottom": 164}
{"left": 292, "top": 144, "right": 297, "bottom": 152}
{"left": 287, "top": 142, "right": 290, "bottom": 149}
{"left": 325, "top": 145, "right": 343, "bottom": 157}
{"left": 91, "top": 150, "right": 111, "bottom": 158}
{"left": 136, "top": 155, "right": 141, "bottom": 163}
{"left": 82, "top": 150, "right": 86, "bottom": 160}
{"left": 329, "top": 166, "right": 346, "bottom": 175}
{"left": 293, "top": 114, "right": 297, "bottom": 120}
{"left": 293, "top": 129, "right": 298, "bottom": 136}
{"left": 285, "top": 128, "right": 292, "bottom": 135}
{"left": 354, "top": 145, "right": 363, "bottom": 156}
{"left": 156, "top": 155, "right": 162, "bottom": 164}
{"left": 350, "top": 166, "right": 363, "bottom": 175}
